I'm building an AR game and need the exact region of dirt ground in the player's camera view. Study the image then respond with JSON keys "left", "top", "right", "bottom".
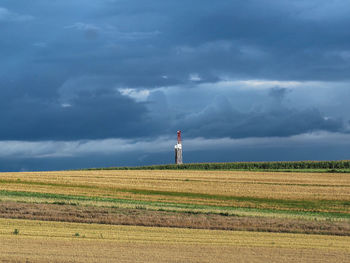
{"left": 0, "top": 201, "right": 349, "bottom": 235}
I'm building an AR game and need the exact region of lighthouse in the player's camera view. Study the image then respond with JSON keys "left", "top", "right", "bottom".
{"left": 175, "top": 130, "right": 183, "bottom": 164}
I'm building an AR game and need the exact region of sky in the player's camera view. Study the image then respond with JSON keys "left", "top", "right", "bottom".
{"left": 1, "top": 0, "right": 350, "bottom": 171}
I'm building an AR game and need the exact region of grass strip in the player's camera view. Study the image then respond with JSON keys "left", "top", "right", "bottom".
{"left": 1, "top": 201, "right": 349, "bottom": 236}
{"left": 0, "top": 190, "right": 349, "bottom": 220}
{"left": 3, "top": 178, "right": 350, "bottom": 189}
{"left": 0, "top": 179, "right": 349, "bottom": 213}
{"left": 2, "top": 180, "right": 350, "bottom": 213}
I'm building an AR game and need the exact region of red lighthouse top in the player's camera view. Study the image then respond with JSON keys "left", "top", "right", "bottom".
{"left": 177, "top": 130, "right": 181, "bottom": 144}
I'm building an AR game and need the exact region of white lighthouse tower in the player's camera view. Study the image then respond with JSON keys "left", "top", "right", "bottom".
{"left": 175, "top": 130, "right": 183, "bottom": 164}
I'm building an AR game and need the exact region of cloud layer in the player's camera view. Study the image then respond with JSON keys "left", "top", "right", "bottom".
{"left": 1, "top": 0, "right": 350, "bottom": 170}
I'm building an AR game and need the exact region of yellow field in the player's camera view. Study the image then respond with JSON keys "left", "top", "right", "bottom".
{"left": 0, "top": 169, "right": 349, "bottom": 200}
{"left": 0, "top": 170, "right": 349, "bottom": 217}
{"left": 0, "top": 218, "right": 349, "bottom": 263}
{"left": 0, "top": 170, "right": 349, "bottom": 262}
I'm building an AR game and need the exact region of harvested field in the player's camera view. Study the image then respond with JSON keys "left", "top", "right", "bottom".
{"left": 0, "top": 201, "right": 349, "bottom": 235}
{"left": 0, "top": 170, "right": 349, "bottom": 214}
{"left": 0, "top": 169, "right": 349, "bottom": 262}
{"left": 1, "top": 218, "right": 350, "bottom": 263}
{"left": 1, "top": 170, "right": 349, "bottom": 200}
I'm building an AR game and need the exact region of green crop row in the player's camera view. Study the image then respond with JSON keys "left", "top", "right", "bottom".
{"left": 86, "top": 160, "right": 350, "bottom": 171}
{"left": 0, "top": 190, "right": 349, "bottom": 219}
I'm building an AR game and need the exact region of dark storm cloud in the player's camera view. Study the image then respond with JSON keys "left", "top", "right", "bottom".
{"left": 99, "top": 0, "right": 350, "bottom": 81}
{"left": 2, "top": 0, "right": 350, "bottom": 92}
{"left": 268, "top": 87, "right": 291, "bottom": 101}
{"left": 0, "top": 1, "right": 349, "bottom": 143}
{"left": 177, "top": 94, "right": 343, "bottom": 139}
{"left": 0, "top": 77, "right": 149, "bottom": 140}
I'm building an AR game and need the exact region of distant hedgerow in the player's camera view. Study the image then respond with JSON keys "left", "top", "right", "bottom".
{"left": 85, "top": 160, "right": 350, "bottom": 171}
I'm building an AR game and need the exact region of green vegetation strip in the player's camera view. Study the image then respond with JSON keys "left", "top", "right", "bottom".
{"left": 85, "top": 160, "right": 350, "bottom": 172}
{"left": 0, "top": 190, "right": 349, "bottom": 220}
{"left": 0, "top": 179, "right": 96, "bottom": 189}
{"left": 1, "top": 179, "right": 349, "bottom": 212}
{"left": 1, "top": 179, "right": 349, "bottom": 213}
{"left": 3, "top": 178, "right": 350, "bottom": 189}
